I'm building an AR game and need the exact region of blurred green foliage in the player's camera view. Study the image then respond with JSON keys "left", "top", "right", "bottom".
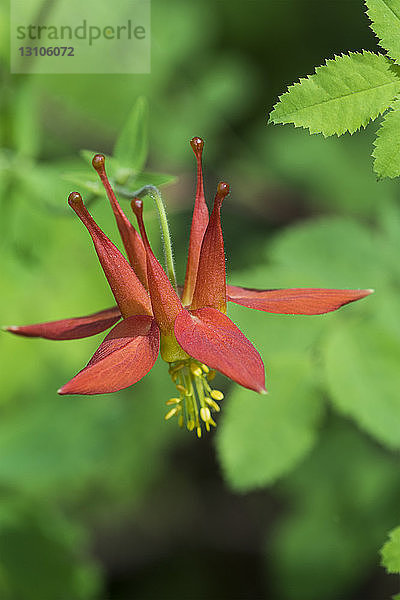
{"left": 1, "top": 0, "right": 400, "bottom": 599}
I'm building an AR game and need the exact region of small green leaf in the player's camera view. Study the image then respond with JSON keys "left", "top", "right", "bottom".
{"left": 269, "top": 52, "right": 400, "bottom": 136}
{"left": 216, "top": 356, "right": 323, "bottom": 492}
{"left": 366, "top": 0, "right": 400, "bottom": 64}
{"left": 373, "top": 99, "right": 400, "bottom": 177}
{"left": 113, "top": 96, "right": 149, "bottom": 173}
{"left": 381, "top": 525, "right": 400, "bottom": 573}
{"left": 324, "top": 320, "right": 400, "bottom": 449}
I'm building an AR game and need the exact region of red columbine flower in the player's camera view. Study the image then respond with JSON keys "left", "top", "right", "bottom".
{"left": 6, "top": 138, "right": 373, "bottom": 437}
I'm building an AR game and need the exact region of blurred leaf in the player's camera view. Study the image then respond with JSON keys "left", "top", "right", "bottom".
{"left": 269, "top": 52, "right": 400, "bottom": 136}
{"left": 63, "top": 169, "right": 101, "bottom": 195}
{"left": 373, "top": 100, "right": 400, "bottom": 177}
{"left": 381, "top": 525, "right": 400, "bottom": 573}
{"left": 13, "top": 83, "right": 40, "bottom": 158}
{"left": 323, "top": 320, "right": 400, "bottom": 449}
{"left": 0, "top": 366, "right": 177, "bottom": 503}
{"left": 267, "top": 217, "right": 383, "bottom": 290}
{"left": 73, "top": 150, "right": 174, "bottom": 196}
{"left": 113, "top": 96, "right": 149, "bottom": 174}
{"left": 216, "top": 355, "right": 323, "bottom": 492}
{"left": 133, "top": 171, "right": 177, "bottom": 188}
{"left": 269, "top": 420, "right": 400, "bottom": 600}
{"left": 150, "top": 53, "right": 255, "bottom": 163}
{"left": 0, "top": 498, "right": 100, "bottom": 600}
{"left": 366, "top": 0, "right": 400, "bottom": 64}
{"left": 263, "top": 126, "right": 399, "bottom": 216}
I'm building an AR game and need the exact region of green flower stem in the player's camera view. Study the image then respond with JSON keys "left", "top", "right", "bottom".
{"left": 135, "top": 185, "right": 178, "bottom": 292}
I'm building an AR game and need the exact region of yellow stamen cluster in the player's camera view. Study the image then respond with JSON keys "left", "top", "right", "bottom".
{"left": 166, "top": 359, "right": 224, "bottom": 437}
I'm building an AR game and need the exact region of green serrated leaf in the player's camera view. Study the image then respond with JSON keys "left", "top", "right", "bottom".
{"left": 366, "top": 0, "right": 400, "bottom": 64}
{"left": 381, "top": 525, "right": 400, "bottom": 573}
{"left": 264, "top": 125, "right": 400, "bottom": 217}
{"left": 113, "top": 97, "right": 149, "bottom": 174}
{"left": 373, "top": 99, "right": 400, "bottom": 177}
{"left": 323, "top": 320, "right": 400, "bottom": 449}
{"left": 269, "top": 51, "right": 400, "bottom": 136}
{"left": 216, "top": 356, "right": 323, "bottom": 492}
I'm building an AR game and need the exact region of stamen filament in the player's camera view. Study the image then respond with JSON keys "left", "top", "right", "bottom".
{"left": 166, "top": 359, "right": 224, "bottom": 437}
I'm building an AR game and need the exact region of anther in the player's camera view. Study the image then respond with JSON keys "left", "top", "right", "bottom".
{"left": 169, "top": 363, "right": 185, "bottom": 374}
{"left": 200, "top": 407, "right": 211, "bottom": 422}
{"left": 205, "top": 398, "right": 220, "bottom": 412}
{"left": 165, "top": 407, "right": 181, "bottom": 420}
{"left": 167, "top": 359, "right": 221, "bottom": 436}
{"left": 166, "top": 398, "right": 181, "bottom": 405}
{"left": 190, "top": 363, "right": 202, "bottom": 377}
{"left": 210, "top": 390, "right": 224, "bottom": 401}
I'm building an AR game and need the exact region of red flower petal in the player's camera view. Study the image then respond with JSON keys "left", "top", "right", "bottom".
{"left": 227, "top": 285, "right": 374, "bottom": 315}
{"left": 5, "top": 306, "right": 121, "bottom": 340}
{"left": 92, "top": 155, "right": 148, "bottom": 289}
{"left": 131, "top": 199, "right": 182, "bottom": 335}
{"left": 181, "top": 138, "right": 209, "bottom": 306}
{"left": 190, "top": 183, "right": 230, "bottom": 313}
{"left": 68, "top": 193, "right": 152, "bottom": 318}
{"left": 58, "top": 315, "right": 160, "bottom": 395}
{"left": 175, "top": 306, "right": 266, "bottom": 393}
